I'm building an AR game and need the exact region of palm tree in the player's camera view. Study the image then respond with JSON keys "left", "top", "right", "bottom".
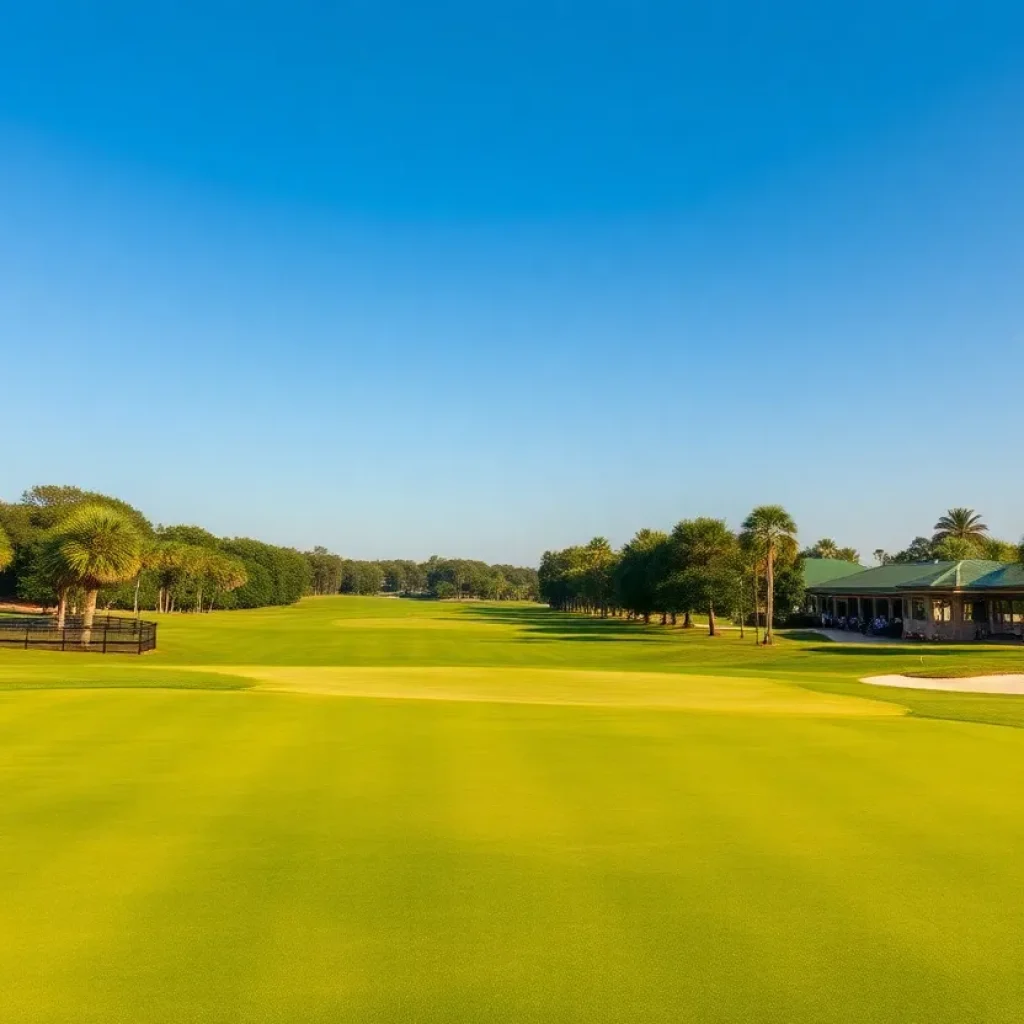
{"left": 50, "top": 504, "right": 141, "bottom": 646}
{"left": 809, "top": 538, "right": 838, "bottom": 559}
{"left": 132, "top": 539, "right": 165, "bottom": 617}
{"left": 741, "top": 505, "right": 798, "bottom": 645}
{"left": 932, "top": 508, "right": 988, "bottom": 548}
{"left": 205, "top": 554, "right": 248, "bottom": 611}
{"left": 0, "top": 523, "right": 13, "bottom": 573}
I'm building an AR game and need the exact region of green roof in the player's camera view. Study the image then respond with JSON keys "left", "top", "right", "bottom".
{"left": 802, "top": 558, "right": 867, "bottom": 588}
{"left": 807, "top": 559, "right": 1024, "bottom": 594}
{"left": 966, "top": 563, "right": 1024, "bottom": 589}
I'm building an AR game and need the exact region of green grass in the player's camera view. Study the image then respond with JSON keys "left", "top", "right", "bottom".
{"left": 2, "top": 597, "right": 1024, "bottom": 1022}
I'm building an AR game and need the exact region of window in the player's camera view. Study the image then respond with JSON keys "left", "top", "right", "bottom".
{"left": 993, "top": 600, "right": 1024, "bottom": 627}
{"left": 932, "top": 599, "right": 952, "bottom": 623}
{"left": 964, "top": 601, "right": 984, "bottom": 623}
{"left": 912, "top": 599, "right": 926, "bottom": 621}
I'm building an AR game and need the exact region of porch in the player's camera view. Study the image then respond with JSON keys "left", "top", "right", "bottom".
{"left": 808, "top": 592, "right": 1024, "bottom": 642}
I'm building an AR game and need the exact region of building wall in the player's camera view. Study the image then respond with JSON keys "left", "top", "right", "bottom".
{"left": 904, "top": 593, "right": 957, "bottom": 640}
{"left": 813, "top": 590, "right": 1024, "bottom": 640}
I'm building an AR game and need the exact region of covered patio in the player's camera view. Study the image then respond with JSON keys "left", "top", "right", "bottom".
{"left": 806, "top": 559, "right": 1024, "bottom": 642}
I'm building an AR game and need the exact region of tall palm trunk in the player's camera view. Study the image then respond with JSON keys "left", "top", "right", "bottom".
{"left": 56, "top": 590, "right": 68, "bottom": 631}
{"left": 81, "top": 589, "right": 98, "bottom": 647}
{"left": 752, "top": 565, "right": 761, "bottom": 644}
{"left": 764, "top": 540, "right": 776, "bottom": 645}
{"left": 133, "top": 574, "right": 142, "bottom": 618}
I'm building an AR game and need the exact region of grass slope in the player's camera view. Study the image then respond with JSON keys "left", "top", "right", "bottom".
{"left": 1, "top": 597, "right": 1023, "bottom": 1022}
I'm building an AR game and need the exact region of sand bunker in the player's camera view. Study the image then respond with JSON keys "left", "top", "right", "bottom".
{"left": 864, "top": 674, "right": 1024, "bottom": 695}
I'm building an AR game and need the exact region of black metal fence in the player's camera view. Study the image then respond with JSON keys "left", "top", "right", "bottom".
{"left": 0, "top": 615, "right": 158, "bottom": 654}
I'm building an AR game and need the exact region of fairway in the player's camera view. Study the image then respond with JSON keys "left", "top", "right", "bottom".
{"left": 2, "top": 598, "right": 1024, "bottom": 1022}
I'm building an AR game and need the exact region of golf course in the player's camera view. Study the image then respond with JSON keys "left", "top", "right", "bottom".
{"left": 0, "top": 596, "right": 1022, "bottom": 1023}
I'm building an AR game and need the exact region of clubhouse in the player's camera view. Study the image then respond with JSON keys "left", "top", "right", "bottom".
{"left": 806, "top": 559, "right": 1024, "bottom": 642}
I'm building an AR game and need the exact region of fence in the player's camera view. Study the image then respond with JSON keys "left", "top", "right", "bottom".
{"left": 0, "top": 615, "right": 158, "bottom": 654}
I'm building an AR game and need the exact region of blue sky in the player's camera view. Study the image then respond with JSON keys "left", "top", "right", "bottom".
{"left": 1, "top": 1, "right": 1022, "bottom": 563}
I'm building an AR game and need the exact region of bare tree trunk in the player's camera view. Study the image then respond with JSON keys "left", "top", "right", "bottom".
{"left": 56, "top": 590, "right": 67, "bottom": 631}
{"left": 660, "top": 612, "right": 667, "bottom": 625}
{"left": 134, "top": 575, "right": 142, "bottom": 618}
{"left": 643, "top": 612, "right": 650, "bottom": 624}
{"left": 81, "top": 589, "right": 98, "bottom": 647}
{"left": 670, "top": 612, "right": 677, "bottom": 626}
{"left": 708, "top": 602, "right": 716, "bottom": 637}
{"left": 683, "top": 610, "right": 693, "bottom": 628}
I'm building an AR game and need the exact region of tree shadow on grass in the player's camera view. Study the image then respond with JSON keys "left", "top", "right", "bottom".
{"left": 807, "top": 645, "right": 1007, "bottom": 659}
{"left": 460, "top": 604, "right": 679, "bottom": 644}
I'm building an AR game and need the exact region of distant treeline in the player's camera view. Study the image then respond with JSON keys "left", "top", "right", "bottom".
{"left": 0, "top": 486, "right": 537, "bottom": 613}
{"left": 538, "top": 507, "right": 805, "bottom": 640}
{"left": 307, "top": 549, "right": 538, "bottom": 601}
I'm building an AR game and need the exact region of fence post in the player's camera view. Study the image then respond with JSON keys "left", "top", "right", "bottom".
{"left": 102, "top": 626, "right": 108, "bottom": 654}
{"left": 25, "top": 624, "right": 30, "bottom": 649}
{"left": 62, "top": 626, "right": 67, "bottom": 651}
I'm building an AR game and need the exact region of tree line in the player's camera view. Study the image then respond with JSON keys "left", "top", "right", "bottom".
{"left": 806, "top": 508, "right": 1019, "bottom": 566}
{"left": 539, "top": 505, "right": 1023, "bottom": 642}
{"left": 540, "top": 506, "right": 803, "bottom": 643}
{"left": 306, "top": 549, "right": 538, "bottom": 601}
{"left": 0, "top": 487, "right": 538, "bottom": 626}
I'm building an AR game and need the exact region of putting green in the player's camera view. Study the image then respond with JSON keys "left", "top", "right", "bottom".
{"left": 191, "top": 664, "right": 903, "bottom": 715}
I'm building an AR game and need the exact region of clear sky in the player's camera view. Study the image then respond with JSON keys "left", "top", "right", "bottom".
{"left": 1, "top": 1, "right": 1022, "bottom": 564}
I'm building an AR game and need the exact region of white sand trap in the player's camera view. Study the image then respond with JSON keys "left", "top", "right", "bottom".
{"left": 864, "top": 674, "right": 1024, "bottom": 695}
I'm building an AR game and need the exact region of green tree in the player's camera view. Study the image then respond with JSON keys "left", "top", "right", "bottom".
{"left": 890, "top": 536, "right": 933, "bottom": 563}
{"left": 203, "top": 553, "right": 249, "bottom": 611}
{"left": 49, "top": 504, "right": 142, "bottom": 645}
{"left": 932, "top": 508, "right": 988, "bottom": 549}
{"left": 0, "top": 523, "right": 12, "bottom": 573}
{"left": 979, "top": 537, "right": 1017, "bottom": 562}
{"left": 614, "top": 529, "right": 669, "bottom": 623}
{"left": 834, "top": 546, "right": 860, "bottom": 563}
{"left": 933, "top": 536, "right": 977, "bottom": 561}
{"left": 741, "top": 505, "right": 797, "bottom": 645}
{"left": 807, "top": 538, "right": 838, "bottom": 559}
{"left": 670, "top": 518, "right": 739, "bottom": 636}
